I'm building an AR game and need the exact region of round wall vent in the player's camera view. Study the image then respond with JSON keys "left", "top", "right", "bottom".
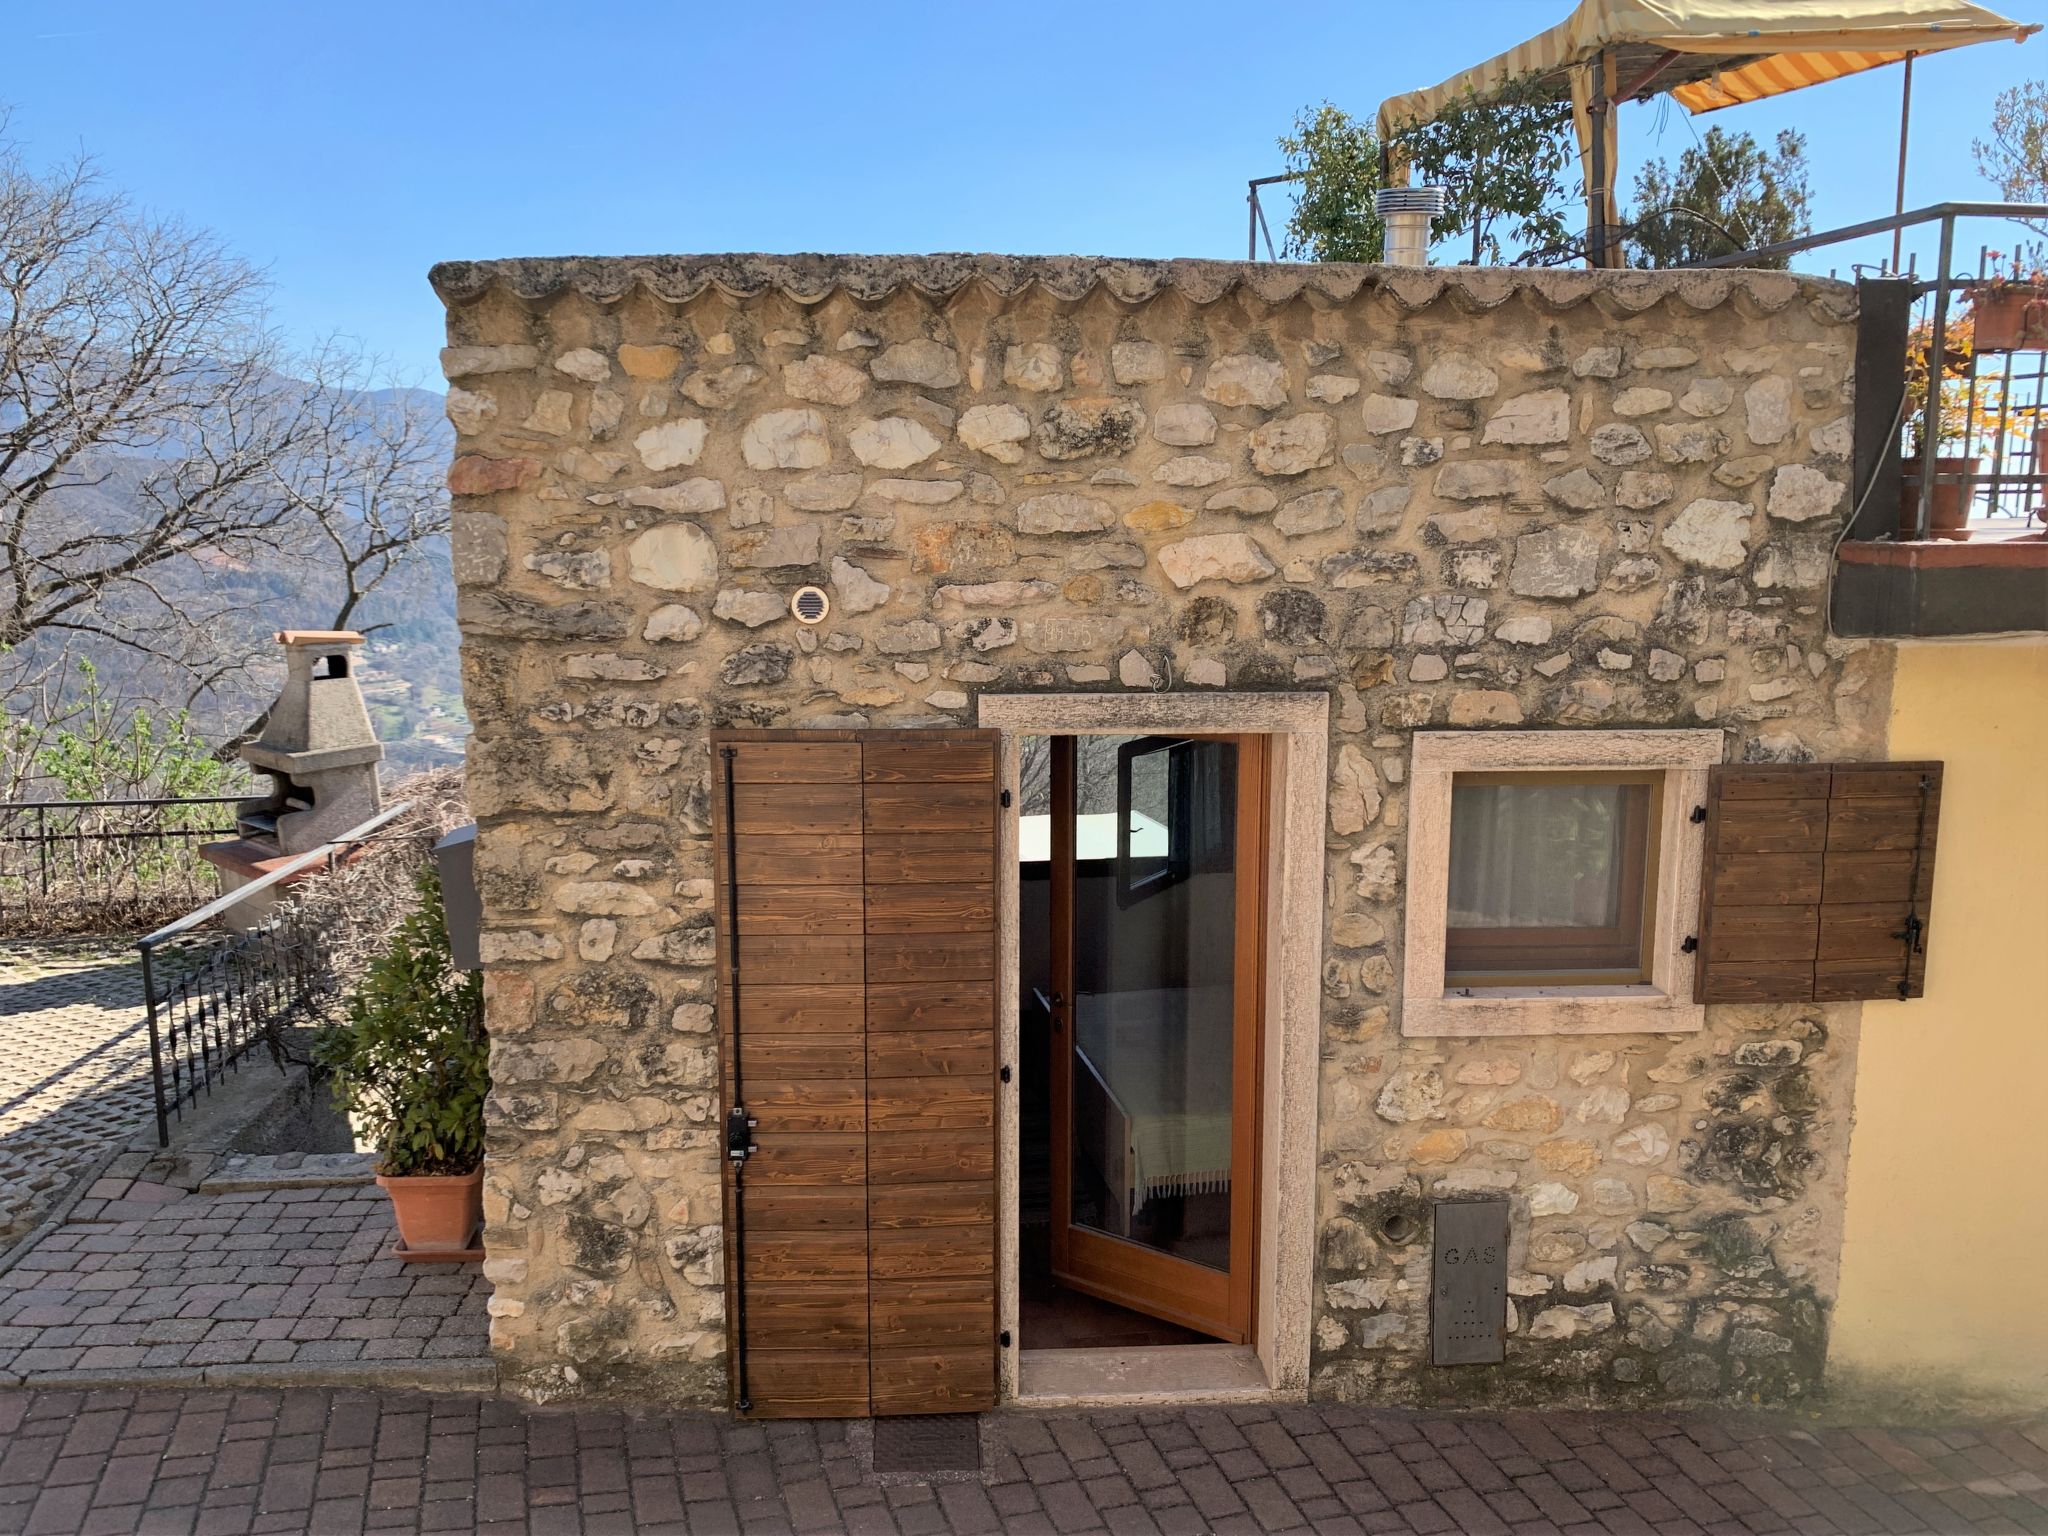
{"left": 790, "top": 585, "right": 831, "bottom": 625}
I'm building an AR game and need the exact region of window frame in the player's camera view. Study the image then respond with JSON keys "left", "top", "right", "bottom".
{"left": 1442, "top": 769, "right": 1663, "bottom": 987}
{"left": 1400, "top": 730, "right": 1720, "bottom": 1037}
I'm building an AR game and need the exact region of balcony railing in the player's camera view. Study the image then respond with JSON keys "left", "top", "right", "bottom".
{"left": 0, "top": 796, "right": 244, "bottom": 938}
{"left": 1696, "top": 202, "right": 2048, "bottom": 637}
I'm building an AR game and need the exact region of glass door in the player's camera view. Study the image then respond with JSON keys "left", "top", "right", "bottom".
{"left": 1047, "top": 733, "right": 1265, "bottom": 1343}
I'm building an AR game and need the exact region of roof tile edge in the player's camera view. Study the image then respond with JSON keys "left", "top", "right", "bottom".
{"left": 426, "top": 253, "right": 1854, "bottom": 318}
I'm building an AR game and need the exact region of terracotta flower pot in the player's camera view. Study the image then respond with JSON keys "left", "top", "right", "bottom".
{"left": 1970, "top": 287, "right": 2048, "bottom": 352}
{"left": 377, "top": 1169, "right": 483, "bottom": 1252}
{"left": 1899, "top": 456, "right": 1975, "bottom": 540}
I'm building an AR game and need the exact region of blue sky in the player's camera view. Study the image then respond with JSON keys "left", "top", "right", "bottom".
{"left": 9, "top": 0, "right": 2046, "bottom": 384}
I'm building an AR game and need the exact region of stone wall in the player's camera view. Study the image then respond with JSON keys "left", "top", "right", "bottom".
{"left": 432, "top": 255, "right": 1894, "bottom": 1407}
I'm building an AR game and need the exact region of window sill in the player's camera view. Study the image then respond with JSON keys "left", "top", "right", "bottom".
{"left": 1403, "top": 984, "right": 1704, "bottom": 1038}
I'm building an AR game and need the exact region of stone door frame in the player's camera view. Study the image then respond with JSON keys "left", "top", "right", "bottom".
{"left": 977, "top": 692, "right": 1328, "bottom": 1405}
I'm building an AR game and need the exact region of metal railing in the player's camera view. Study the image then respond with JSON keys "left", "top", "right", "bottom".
{"left": 0, "top": 795, "right": 244, "bottom": 936}
{"left": 1696, "top": 201, "right": 2048, "bottom": 541}
{"left": 136, "top": 801, "right": 411, "bottom": 1146}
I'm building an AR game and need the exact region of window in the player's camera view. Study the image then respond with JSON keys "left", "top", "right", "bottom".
{"left": 1444, "top": 773, "right": 1661, "bottom": 986}
{"left": 1114, "top": 736, "right": 1237, "bottom": 907}
{"left": 1400, "top": 730, "right": 1720, "bottom": 1037}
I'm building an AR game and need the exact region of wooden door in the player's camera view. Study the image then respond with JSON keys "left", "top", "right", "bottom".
{"left": 713, "top": 728, "right": 998, "bottom": 1419}
{"left": 1047, "top": 732, "right": 1266, "bottom": 1344}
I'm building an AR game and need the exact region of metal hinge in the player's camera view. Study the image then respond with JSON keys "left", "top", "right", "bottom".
{"left": 1000, "top": 788, "right": 1012, "bottom": 808}
{"left": 1681, "top": 935, "right": 1699, "bottom": 954}
{"left": 999, "top": 1064, "right": 1012, "bottom": 1084}
{"left": 1690, "top": 805, "right": 1708, "bottom": 824}
{"left": 999, "top": 1330, "right": 1012, "bottom": 1348}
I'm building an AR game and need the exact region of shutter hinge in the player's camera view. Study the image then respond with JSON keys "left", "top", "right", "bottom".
{"left": 1681, "top": 935, "right": 1699, "bottom": 954}
{"left": 1000, "top": 788, "right": 1013, "bottom": 808}
{"left": 1690, "top": 805, "right": 1708, "bottom": 824}
{"left": 999, "top": 1064, "right": 1012, "bottom": 1084}
{"left": 999, "top": 1329, "right": 1012, "bottom": 1348}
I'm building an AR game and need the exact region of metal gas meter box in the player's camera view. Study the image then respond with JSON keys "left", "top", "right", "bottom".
{"left": 1431, "top": 1198, "right": 1509, "bottom": 1366}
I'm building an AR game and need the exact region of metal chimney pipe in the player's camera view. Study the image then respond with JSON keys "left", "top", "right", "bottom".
{"left": 1375, "top": 186, "right": 1446, "bottom": 267}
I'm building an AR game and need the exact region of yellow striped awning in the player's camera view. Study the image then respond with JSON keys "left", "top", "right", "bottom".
{"left": 1375, "top": 0, "right": 2040, "bottom": 138}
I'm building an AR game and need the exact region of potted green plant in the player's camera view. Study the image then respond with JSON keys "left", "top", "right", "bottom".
{"left": 316, "top": 867, "right": 489, "bottom": 1254}
{"left": 1901, "top": 314, "right": 1999, "bottom": 539}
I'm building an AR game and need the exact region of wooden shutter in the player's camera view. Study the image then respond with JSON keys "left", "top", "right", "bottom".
{"left": 1695, "top": 761, "right": 1941, "bottom": 1003}
{"left": 714, "top": 729, "right": 998, "bottom": 1419}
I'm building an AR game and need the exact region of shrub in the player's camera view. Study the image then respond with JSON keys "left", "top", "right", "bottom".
{"left": 316, "top": 866, "right": 487, "bottom": 1176}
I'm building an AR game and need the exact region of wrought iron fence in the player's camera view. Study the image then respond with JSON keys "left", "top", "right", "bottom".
{"left": 0, "top": 796, "right": 244, "bottom": 937}
{"left": 137, "top": 801, "right": 411, "bottom": 1145}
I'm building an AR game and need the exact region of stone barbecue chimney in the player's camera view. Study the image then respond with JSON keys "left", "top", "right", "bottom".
{"left": 235, "top": 630, "right": 385, "bottom": 854}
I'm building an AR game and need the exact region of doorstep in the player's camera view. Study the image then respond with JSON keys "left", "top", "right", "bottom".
{"left": 1013, "top": 1343, "right": 1285, "bottom": 1408}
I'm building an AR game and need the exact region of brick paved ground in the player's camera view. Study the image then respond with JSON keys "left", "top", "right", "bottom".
{"left": 0, "top": 1387, "right": 2043, "bottom": 1536}
{"left": 0, "top": 950, "right": 157, "bottom": 1240}
{"left": 0, "top": 1184, "right": 488, "bottom": 1380}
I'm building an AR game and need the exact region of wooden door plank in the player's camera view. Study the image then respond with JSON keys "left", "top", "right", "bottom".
{"left": 738, "top": 1036, "right": 865, "bottom": 1083}
{"left": 861, "top": 739, "right": 995, "bottom": 783}
{"left": 738, "top": 934, "right": 864, "bottom": 985}
{"left": 722, "top": 885, "right": 865, "bottom": 935}
{"left": 735, "top": 835, "right": 865, "bottom": 886}
{"left": 863, "top": 782, "right": 992, "bottom": 834}
{"left": 721, "top": 741, "right": 862, "bottom": 784}
{"left": 870, "top": 1279, "right": 994, "bottom": 1348}
{"left": 744, "top": 1135, "right": 866, "bottom": 1187}
{"left": 868, "top": 1129, "right": 995, "bottom": 1185}
{"left": 867, "top": 1030, "right": 994, "bottom": 1079}
{"left": 865, "top": 982, "right": 994, "bottom": 1032}
{"left": 734, "top": 782, "right": 864, "bottom": 837}
{"left": 742, "top": 1186, "right": 867, "bottom": 1232}
{"left": 743, "top": 1283, "right": 868, "bottom": 1348}
{"left": 735, "top": 985, "right": 866, "bottom": 1033}
{"left": 867, "top": 1078, "right": 994, "bottom": 1132}
{"left": 743, "top": 1232, "right": 867, "bottom": 1282}
{"left": 866, "top": 834, "right": 998, "bottom": 885}
{"left": 869, "top": 1349, "right": 993, "bottom": 1416}
{"left": 742, "top": 1351, "right": 868, "bottom": 1418}
{"left": 865, "top": 883, "right": 995, "bottom": 933}
{"left": 866, "top": 933, "right": 993, "bottom": 984}
{"left": 870, "top": 1225, "right": 996, "bottom": 1280}
{"left": 868, "top": 1182, "right": 996, "bottom": 1229}
{"left": 744, "top": 1081, "right": 867, "bottom": 1134}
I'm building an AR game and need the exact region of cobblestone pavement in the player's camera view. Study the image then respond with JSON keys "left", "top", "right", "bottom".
{"left": 0, "top": 1184, "right": 488, "bottom": 1381}
{"left": 0, "top": 949, "right": 156, "bottom": 1240}
{"left": 0, "top": 1387, "right": 2043, "bottom": 1536}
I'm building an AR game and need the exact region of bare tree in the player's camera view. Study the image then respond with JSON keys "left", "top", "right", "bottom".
{"left": 274, "top": 340, "right": 451, "bottom": 638}
{"left": 0, "top": 132, "right": 319, "bottom": 675}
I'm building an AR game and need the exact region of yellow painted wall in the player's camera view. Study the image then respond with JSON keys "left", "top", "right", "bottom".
{"left": 1831, "top": 639, "right": 2048, "bottom": 1412}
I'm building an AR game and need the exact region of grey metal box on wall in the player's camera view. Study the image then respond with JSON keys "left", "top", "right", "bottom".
{"left": 435, "top": 823, "right": 481, "bottom": 972}
{"left": 1432, "top": 1199, "right": 1509, "bottom": 1367}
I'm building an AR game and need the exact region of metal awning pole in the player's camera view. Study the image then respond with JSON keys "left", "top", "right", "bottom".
{"left": 1893, "top": 54, "right": 1916, "bottom": 274}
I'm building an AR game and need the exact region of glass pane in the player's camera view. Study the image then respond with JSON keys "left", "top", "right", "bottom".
{"left": 1447, "top": 780, "right": 1634, "bottom": 930}
{"left": 1068, "top": 736, "right": 1237, "bottom": 1271}
{"left": 1444, "top": 777, "right": 1654, "bottom": 981}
